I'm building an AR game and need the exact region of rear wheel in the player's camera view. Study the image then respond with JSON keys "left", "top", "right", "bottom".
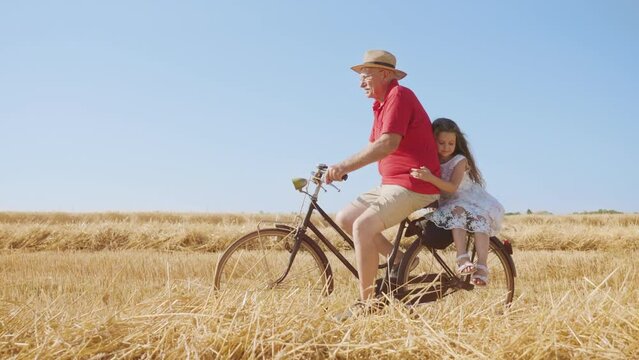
{"left": 398, "top": 236, "right": 515, "bottom": 309}
{"left": 214, "top": 228, "right": 333, "bottom": 296}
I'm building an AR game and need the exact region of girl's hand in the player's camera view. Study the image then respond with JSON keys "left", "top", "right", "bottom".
{"left": 410, "top": 166, "right": 433, "bottom": 181}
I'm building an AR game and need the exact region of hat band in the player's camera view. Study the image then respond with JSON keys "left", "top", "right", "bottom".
{"left": 364, "top": 61, "right": 396, "bottom": 69}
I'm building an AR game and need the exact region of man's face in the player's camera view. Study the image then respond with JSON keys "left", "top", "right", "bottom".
{"left": 358, "top": 68, "right": 389, "bottom": 101}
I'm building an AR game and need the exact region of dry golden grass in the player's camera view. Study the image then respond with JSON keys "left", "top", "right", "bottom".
{"left": 1, "top": 212, "right": 638, "bottom": 252}
{"left": 500, "top": 214, "right": 639, "bottom": 251}
{"left": 1, "top": 213, "right": 638, "bottom": 358}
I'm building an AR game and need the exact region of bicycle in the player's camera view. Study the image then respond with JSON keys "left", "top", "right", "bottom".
{"left": 214, "top": 164, "right": 516, "bottom": 309}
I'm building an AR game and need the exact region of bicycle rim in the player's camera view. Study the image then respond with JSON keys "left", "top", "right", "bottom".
{"left": 398, "top": 238, "right": 515, "bottom": 310}
{"left": 214, "top": 228, "right": 331, "bottom": 296}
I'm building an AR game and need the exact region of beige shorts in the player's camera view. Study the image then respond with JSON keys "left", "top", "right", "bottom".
{"left": 353, "top": 185, "right": 440, "bottom": 229}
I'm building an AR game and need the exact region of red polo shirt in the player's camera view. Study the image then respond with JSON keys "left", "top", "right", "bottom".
{"left": 369, "top": 79, "right": 440, "bottom": 194}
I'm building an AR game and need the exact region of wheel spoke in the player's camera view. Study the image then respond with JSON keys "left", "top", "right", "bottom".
{"left": 215, "top": 229, "right": 331, "bottom": 296}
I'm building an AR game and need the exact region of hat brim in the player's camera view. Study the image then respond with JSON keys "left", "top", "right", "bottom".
{"left": 351, "top": 64, "right": 407, "bottom": 80}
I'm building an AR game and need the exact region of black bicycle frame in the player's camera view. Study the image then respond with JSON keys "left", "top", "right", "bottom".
{"left": 277, "top": 194, "right": 477, "bottom": 299}
{"left": 289, "top": 196, "right": 411, "bottom": 286}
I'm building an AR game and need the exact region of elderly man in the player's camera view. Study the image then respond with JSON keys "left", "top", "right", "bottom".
{"left": 326, "top": 49, "right": 440, "bottom": 304}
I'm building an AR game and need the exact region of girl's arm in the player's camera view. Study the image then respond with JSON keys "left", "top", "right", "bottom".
{"left": 410, "top": 158, "right": 468, "bottom": 194}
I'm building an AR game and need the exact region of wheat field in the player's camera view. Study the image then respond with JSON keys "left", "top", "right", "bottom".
{"left": 1, "top": 213, "right": 638, "bottom": 359}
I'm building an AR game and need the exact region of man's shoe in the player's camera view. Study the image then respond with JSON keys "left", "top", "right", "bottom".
{"left": 333, "top": 299, "right": 386, "bottom": 322}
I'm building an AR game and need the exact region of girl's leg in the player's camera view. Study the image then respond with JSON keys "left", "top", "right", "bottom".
{"left": 452, "top": 228, "right": 468, "bottom": 257}
{"left": 473, "top": 232, "right": 490, "bottom": 285}
{"left": 473, "top": 232, "right": 489, "bottom": 265}
{"left": 452, "top": 228, "right": 474, "bottom": 273}
{"left": 449, "top": 206, "right": 474, "bottom": 273}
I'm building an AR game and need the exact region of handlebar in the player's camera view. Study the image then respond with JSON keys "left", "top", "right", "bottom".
{"left": 313, "top": 163, "right": 347, "bottom": 184}
{"left": 294, "top": 164, "right": 348, "bottom": 199}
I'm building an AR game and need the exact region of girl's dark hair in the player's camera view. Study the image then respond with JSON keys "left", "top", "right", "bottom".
{"left": 432, "top": 117, "right": 484, "bottom": 186}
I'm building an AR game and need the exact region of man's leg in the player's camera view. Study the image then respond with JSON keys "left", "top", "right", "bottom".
{"left": 338, "top": 186, "right": 439, "bottom": 300}
{"left": 336, "top": 203, "right": 399, "bottom": 263}
{"left": 351, "top": 208, "right": 386, "bottom": 300}
{"left": 335, "top": 203, "right": 364, "bottom": 234}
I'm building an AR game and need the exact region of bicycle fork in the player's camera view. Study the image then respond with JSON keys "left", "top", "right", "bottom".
{"left": 268, "top": 231, "right": 304, "bottom": 288}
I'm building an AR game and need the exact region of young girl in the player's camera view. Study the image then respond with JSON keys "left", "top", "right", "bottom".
{"left": 410, "top": 118, "right": 504, "bottom": 286}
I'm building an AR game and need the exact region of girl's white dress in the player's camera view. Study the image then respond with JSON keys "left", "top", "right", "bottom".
{"left": 431, "top": 154, "right": 504, "bottom": 236}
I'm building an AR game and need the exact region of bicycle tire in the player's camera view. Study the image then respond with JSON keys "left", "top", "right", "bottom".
{"left": 397, "top": 236, "right": 515, "bottom": 308}
{"left": 214, "top": 228, "right": 334, "bottom": 296}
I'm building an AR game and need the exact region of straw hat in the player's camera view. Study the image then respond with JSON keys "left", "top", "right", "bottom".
{"left": 351, "top": 49, "right": 407, "bottom": 80}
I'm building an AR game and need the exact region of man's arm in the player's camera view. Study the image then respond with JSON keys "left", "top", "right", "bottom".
{"left": 326, "top": 133, "right": 401, "bottom": 183}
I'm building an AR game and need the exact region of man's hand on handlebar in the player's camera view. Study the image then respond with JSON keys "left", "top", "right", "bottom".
{"left": 326, "top": 164, "right": 348, "bottom": 184}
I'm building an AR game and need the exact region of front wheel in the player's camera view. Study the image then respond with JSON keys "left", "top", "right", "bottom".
{"left": 214, "top": 228, "right": 333, "bottom": 296}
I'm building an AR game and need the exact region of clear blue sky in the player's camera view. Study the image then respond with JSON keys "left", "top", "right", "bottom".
{"left": 1, "top": 1, "right": 637, "bottom": 214}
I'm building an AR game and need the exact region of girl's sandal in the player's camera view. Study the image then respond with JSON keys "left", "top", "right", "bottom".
{"left": 456, "top": 253, "right": 476, "bottom": 275}
{"left": 472, "top": 264, "right": 489, "bottom": 286}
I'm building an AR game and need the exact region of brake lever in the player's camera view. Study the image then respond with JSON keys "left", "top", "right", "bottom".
{"left": 316, "top": 169, "right": 348, "bottom": 192}
{"left": 323, "top": 173, "right": 347, "bottom": 192}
